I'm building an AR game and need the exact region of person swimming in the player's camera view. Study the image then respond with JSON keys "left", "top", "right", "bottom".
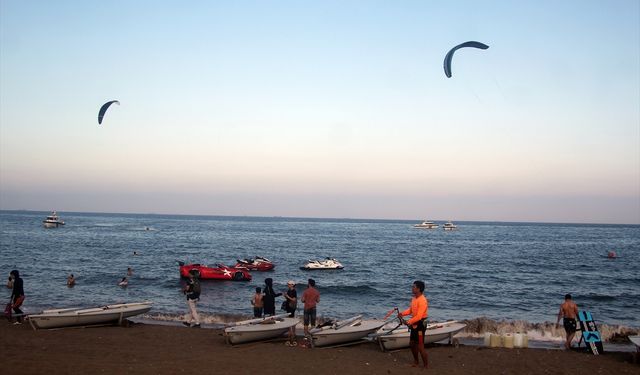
{"left": 607, "top": 250, "right": 617, "bottom": 259}
{"left": 118, "top": 277, "right": 128, "bottom": 287}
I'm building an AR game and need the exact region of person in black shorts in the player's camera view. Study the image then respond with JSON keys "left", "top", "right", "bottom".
{"left": 556, "top": 293, "right": 579, "bottom": 349}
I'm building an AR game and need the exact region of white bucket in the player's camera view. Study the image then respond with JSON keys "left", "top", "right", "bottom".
{"left": 484, "top": 332, "right": 492, "bottom": 346}
{"left": 489, "top": 333, "right": 501, "bottom": 347}
{"left": 513, "top": 333, "right": 523, "bottom": 348}
{"left": 503, "top": 334, "right": 514, "bottom": 348}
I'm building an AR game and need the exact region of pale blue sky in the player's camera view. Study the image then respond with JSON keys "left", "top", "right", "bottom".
{"left": 1, "top": 1, "right": 639, "bottom": 224}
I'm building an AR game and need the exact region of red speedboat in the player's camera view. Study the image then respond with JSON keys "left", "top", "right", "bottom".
{"left": 234, "top": 256, "right": 275, "bottom": 271}
{"left": 179, "top": 262, "right": 252, "bottom": 281}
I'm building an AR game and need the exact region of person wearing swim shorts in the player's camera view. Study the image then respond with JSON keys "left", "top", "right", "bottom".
{"left": 556, "top": 293, "right": 579, "bottom": 349}
{"left": 301, "top": 278, "right": 320, "bottom": 338}
{"left": 398, "top": 280, "right": 429, "bottom": 369}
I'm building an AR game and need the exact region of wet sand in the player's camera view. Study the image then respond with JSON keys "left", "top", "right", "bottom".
{"left": 1, "top": 321, "right": 638, "bottom": 374}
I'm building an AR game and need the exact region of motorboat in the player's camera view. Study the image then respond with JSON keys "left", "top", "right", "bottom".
{"left": 28, "top": 302, "right": 153, "bottom": 330}
{"left": 443, "top": 221, "right": 457, "bottom": 231}
{"left": 178, "top": 261, "right": 252, "bottom": 281}
{"left": 310, "top": 315, "right": 386, "bottom": 347}
{"left": 43, "top": 211, "right": 65, "bottom": 228}
{"left": 300, "top": 257, "right": 344, "bottom": 270}
{"left": 413, "top": 220, "right": 438, "bottom": 229}
{"left": 374, "top": 320, "right": 467, "bottom": 351}
{"left": 224, "top": 314, "right": 298, "bottom": 345}
{"left": 234, "top": 256, "right": 275, "bottom": 271}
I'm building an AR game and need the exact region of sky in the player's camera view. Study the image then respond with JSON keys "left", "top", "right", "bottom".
{"left": 1, "top": 1, "right": 639, "bottom": 224}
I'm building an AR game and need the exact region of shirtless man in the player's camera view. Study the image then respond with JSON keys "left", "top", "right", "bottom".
{"left": 556, "top": 293, "right": 579, "bottom": 349}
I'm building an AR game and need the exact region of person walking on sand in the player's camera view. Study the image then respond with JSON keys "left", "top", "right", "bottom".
{"left": 398, "top": 280, "right": 429, "bottom": 369}
{"left": 183, "top": 271, "right": 201, "bottom": 328}
{"left": 301, "top": 278, "right": 320, "bottom": 338}
{"left": 263, "top": 278, "right": 282, "bottom": 317}
{"left": 9, "top": 270, "right": 25, "bottom": 324}
{"left": 251, "top": 287, "right": 264, "bottom": 318}
{"left": 556, "top": 293, "right": 579, "bottom": 349}
{"left": 67, "top": 274, "right": 76, "bottom": 287}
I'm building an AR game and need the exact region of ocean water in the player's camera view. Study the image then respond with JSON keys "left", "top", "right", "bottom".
{"left": 2, "top": 210, "right": 639, "bottom": 341}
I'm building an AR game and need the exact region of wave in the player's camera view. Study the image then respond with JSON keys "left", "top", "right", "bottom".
{"left": 458, "top": 317, "right": 640, "bottom": 343}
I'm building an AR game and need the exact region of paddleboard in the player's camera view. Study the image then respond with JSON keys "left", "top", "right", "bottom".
{"left": 578, "top": 311, "right": 604, "bottom": 355}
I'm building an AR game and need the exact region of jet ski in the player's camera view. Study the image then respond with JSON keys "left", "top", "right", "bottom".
{"left": 234, "top": 256, "right": 275, "bottom": 271}
{"left": 300, "top": 257, "right": 344, "bottom": 270}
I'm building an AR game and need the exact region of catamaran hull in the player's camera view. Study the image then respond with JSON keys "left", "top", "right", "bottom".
{"left": 28, "top": 303, "right": 152, "bottom": 330}
{"left": 377, "top": 322, "right": 466, "bottom": 351}
{"left": 311, "top": 320, "right": 385, "bottom": 347}
{"left": 224, "top": 318, "right": 299, "bottom": 345}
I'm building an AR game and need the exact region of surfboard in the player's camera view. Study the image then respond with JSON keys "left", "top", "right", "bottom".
{"left": 578, "top": 311, "right": 604, "bottom": 355}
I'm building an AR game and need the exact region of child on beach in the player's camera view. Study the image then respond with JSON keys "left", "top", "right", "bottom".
{"left": 9, "top": 270, "right": 25, "bottom": 324}
{"left": 251, "top": 287, "right": 264, "bottom": 318}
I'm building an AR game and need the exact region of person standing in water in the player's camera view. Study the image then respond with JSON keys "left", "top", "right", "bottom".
{"left": 398, "top": 280, "right": 429, "bottom": 369}
{"left": 556, "top": 293, "right": 579, "bottom": 349}
{"left": 67, "top": 274, "right": 76, "bottom": 287}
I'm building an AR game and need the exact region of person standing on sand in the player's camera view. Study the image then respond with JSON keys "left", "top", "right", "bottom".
{"left": 251, "top": 287, "right": 264, "bottom": 318}
{"left": 301, "top": 278, "right": 320, "bottom": 338}
{"left": 398, "top": 280, "right": 429, "bottom": 369}
{"left": 262, "top": 278, "right": 281, "bottom": 316}
{"left": 183, "top": 271, "right": 201, "bottom": 328}
{"left": 9, "top": 270, "right": 25, "bottom": 324}
{"left": 556, "top": 293, "right": 579, "bottom": 349}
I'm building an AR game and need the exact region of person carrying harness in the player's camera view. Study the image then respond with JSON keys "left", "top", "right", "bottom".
{"left": 398, "top": 280, "right": 429, "bottom": 369}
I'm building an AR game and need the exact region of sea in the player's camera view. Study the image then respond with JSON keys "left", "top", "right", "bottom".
{"left": 2, "top": 210, "right": 639, "bottom": 344}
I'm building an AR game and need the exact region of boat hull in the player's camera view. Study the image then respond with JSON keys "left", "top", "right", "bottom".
{"left": 179, "top": 264, "right": 252, "bottom": 281}
{"left": 311, "top": 320, "right": 385, "bottom": 347}
{"left": 43, "top": 221, "right": 64, "bottom": 228}
{"left": 376, "top": 322, "right": 466, "bottom": 351}
{"left": 224, "top": 318, "right": 299, "bottom": 345}
{"left": 28, "top": 302, "right": 152, "bottom": 330}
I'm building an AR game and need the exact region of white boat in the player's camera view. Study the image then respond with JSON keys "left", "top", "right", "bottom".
{"left": 413, "top": 220, "right": 438, "bottom": 229}
{"left": 224, "top": 314, "right": 299, "bottom": 345}
{"left": 310, "top": 315, "right": 386, "bottom": 347}
{"left": 374, "top": 321, "right": 467, "bottom": 351}
{"left": 443, "top": 221, "right": 457, "bottom": 231}
{"left": 43, "top": 211, "right": 65, "bottom": 228}
{"left": 28, "top": 302, "right": 153, "bottom": 330}
{"left": 300, "top": 257, "right": 344, "bottom": 270}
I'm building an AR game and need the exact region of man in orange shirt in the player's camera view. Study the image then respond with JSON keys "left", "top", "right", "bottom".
{"left": 398, "top": 280, "right": 428, "bottom": 368}
{"left": 556, "top": 293, "right": 579, "bottom": 349}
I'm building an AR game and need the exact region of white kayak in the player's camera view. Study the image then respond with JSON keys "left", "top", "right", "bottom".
{"left": 310, "top": 315, "right": 386, "bottom": 347}
{"left": 224, "top": 314, "right": 299, "bottom": 345}
{"left": 374, "top": 321, "right": 467, "bottom": 351}
{"left": 28, "top": 302, "right": 153, "bottom": 330}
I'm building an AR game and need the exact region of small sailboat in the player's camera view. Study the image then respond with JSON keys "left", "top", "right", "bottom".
{"left": 28, "top": 302, "right": 153, "bottom": 330}
{"left": 224, "top": 314, "right": 298, "bottom": 345}
{"left": 309, "top": 315, "right": 386, "bottom": 347}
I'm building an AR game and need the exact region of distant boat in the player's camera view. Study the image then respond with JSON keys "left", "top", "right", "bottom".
{"left": 43, "top": 211, "right": 65, "bottom": 228}
{"left": 413, "top": 220, "right": 438, "bottom": 229}
{"left": 443, "top": 221, "right": 457, "bottom": 231}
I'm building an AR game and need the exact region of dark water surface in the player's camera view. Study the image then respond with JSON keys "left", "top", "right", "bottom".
{"left": 2, "top": 210, "right": 638, "bottom": 336}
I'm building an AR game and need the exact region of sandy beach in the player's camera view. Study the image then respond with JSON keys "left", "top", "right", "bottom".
{"left": 2, "top": 321, "right": 638, "bottom": 375}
